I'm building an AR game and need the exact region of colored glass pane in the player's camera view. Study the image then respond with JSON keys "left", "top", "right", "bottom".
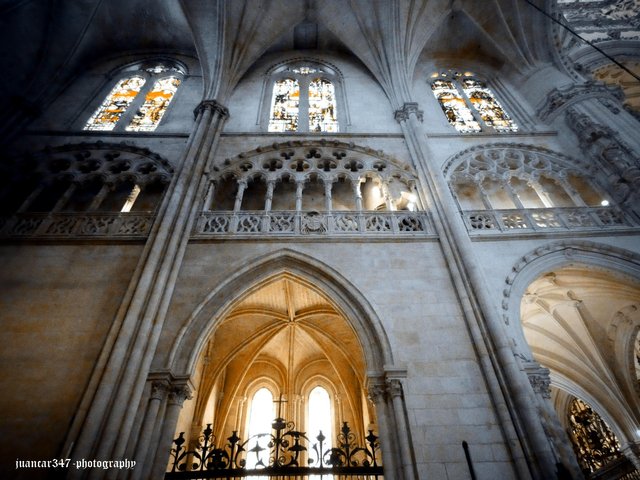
{"left": 309, "top": 78, "right": 338, "bottom": 132}
{"left": 126, "top": 76, "right": 181, "bottom": 132}
{"left": 84, "top": 76, "right": 145, "bottom": 131}
{"left": 292, "top": 67, "right": 317, "bottom": 75}
{"left": 268, "top": 78, "right": 300, "bottom": 132}
{"left": 461, "top": 78, "right": 518, "bottom": 132}
{"left": 431, "top": 79, "right": 481, "bottom": 133}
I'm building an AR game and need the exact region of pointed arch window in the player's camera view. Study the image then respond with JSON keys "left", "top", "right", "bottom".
{"left": 84, "top": 76, "right": 146, "bottom": 131}
{"left": 84, "top": 63, "right": 183, "bottom": 132}
{"left": 431, "top": 71, "right": 517, "bottom": 133}
{"left": 267, "top": 63, "right": 341, "bottom": 133}
{"left": 246, "top": 387, "right": 275, "bottom": 469}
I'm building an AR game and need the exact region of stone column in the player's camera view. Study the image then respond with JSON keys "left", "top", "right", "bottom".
{"left": 88, "top": 183, "right": 112, "bottom": 211}
{"left": 386, "top": 379, "right": 415, "bottom": 480}
{"left": 264, "top": 179, "right": 275, "bottom": 212}
{"left": 130, "top": 380, "right": 170, "bottom": 480}
{"left": 395, "top": 101, "right": 554, "bottom": 480}
{"left": 51, "top": 182, "right": 77, "bottom": 212}
{"left": 66, "top": 100, "right": 228, "bottom": 480}
{"left": 523, "top": 362, "right": 583, "bottom": 479}
{"left": 324, "top": 179, "right": 333, "bottom": 211}
{"left": 150, "top": 384, "right": 193, "bottom": 480}
{"left": 233, "top": 180, "right": 247, "bottom": 212}
{"left": 353, "top": 180, "right": 363, "bottom": 211}
{"left": 295, "top": 181, "right": 303, "bottom": 212}
{"left": 368, "top": 383, "right": 397, "bottom": 479}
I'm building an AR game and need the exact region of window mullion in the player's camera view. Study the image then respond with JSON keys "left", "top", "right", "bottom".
{"left": 457, "top": 80, "right": 488, "bottom": 132}
{"left": 299, "top": 76, "right": 310, "bottom": 133}
{"left": 115, "top": 75, "right": 152, "bottom": 132}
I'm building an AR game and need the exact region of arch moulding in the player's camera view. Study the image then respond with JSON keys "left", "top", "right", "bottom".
{"left": 164, "top": 248, "right": 397, "bottom": 379}
{"left": 501, "top": 239, "right": 640, "bottom": 356}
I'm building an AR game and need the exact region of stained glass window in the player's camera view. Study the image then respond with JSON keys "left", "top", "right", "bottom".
{"left": 309, "top": 79, "right": 338, "bottom": 132}
{"left": 126, "top": 76, "right": 181, "bottom": 132}
{"left": 431, "top": 79, "right": 481, "bottom": 133}
{"left": 268, "top": 78, "right": 300, "bottom": 132}
{"left": 461, "top": 78, "right": 518, "bottom": 132}
{"left": 84, "top": 76, "right": 145, "bottom": 131}
{"left": 431, "top": 72, "right": 517, "bottom": 133}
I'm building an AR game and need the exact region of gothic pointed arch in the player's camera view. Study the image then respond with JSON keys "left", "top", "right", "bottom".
{"left": 501, "top": 240, "right": 640, "bottom": 473}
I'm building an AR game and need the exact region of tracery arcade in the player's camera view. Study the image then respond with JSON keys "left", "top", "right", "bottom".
{"left": 443, "top": 145, "right": 636, "bottom": 233}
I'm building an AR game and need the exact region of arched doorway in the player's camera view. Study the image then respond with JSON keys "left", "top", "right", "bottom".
{"left": 183, "top": 274, "right": 374, "bottom": 444}
{"left": 519, "top": 264, "right": 640, "bottom": 477}
{"left": 154, "top": 252, "right": 410, "bottom": 479}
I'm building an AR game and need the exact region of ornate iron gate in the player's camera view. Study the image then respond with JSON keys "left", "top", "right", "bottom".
{"left": 165, "top": 418, "right": 383, "bottom": 479}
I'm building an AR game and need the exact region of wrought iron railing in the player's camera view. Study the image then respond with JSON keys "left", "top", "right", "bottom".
{"left": 166, "top": 418, "right": 383, "bottom": 479}
{"left": 462, "top": 206, "right": 639, "bottom": 235}
{"left": 0, "top": 212, "right": 154, "bottom": 239}
{"left": 193, "top": 210, "right": 431, "bottom": 237}
{"left": 587, "top": 455, "right": 640, "bottom": 480}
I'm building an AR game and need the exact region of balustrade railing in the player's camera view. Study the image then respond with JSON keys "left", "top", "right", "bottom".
{"left": 165, "top": 419, "right": 383, "bottom": 479}
{"left": 194, "top": 211, "right": 431, "bottom": 237}
{"left": 0, "top": 212, "right": 154, "bottom": 239}
{"left": 462, "top": 206, "right": 639, "bottom": 235}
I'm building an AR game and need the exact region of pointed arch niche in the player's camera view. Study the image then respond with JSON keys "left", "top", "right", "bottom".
{"left": 502, "top": 242, "right": 640, "bottom": 476}
{"left": 190, "top": 273, "right": 374, "bottom": 446}
{"left": 151, "top": 253, "right": 413, "bottom": 478}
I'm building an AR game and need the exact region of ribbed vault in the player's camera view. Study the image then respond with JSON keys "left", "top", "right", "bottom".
{"left": 191, "top": 273, "right": 370, "bottom": 443}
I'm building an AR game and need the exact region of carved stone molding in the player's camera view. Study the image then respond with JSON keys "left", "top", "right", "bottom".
{"left": 168, "top": 384, "right": 192, "bottom": 407}
{"left": 194, "top": 99, "right": 230, "bottom": 119}
{"left": 501, "top": 240, "right": 640, "bottom": 325}
{"left": 385, "top": 379, "right": 403, "bottom": 398}
{"left": 367, "top": 384, "right": 388, "bottom": 403}
{"left": 537, "top": 82, "right": 624, "bottom": 121}
{"left": 523, "top": 362, "right": 552, "bottom": 399}
{"left": 150, "top": 381, "right": 171, "bottom": 401}
{"left": 394, "top": 102, "right": 424, "bottom": 123}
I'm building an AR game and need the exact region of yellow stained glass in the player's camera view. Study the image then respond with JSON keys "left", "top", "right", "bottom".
{"left": 84, "top": 76, "right": 145, "bottom": 131}
{"left": 431, "top": 80, "right": 481, "bottom": 133}
{"left": 461, "top": 78, "right": 518, "bottom": 132}
{"left": 268, "top": 78, "right": 299, "bottom": 132}
{"left": 309, "top": 78, "right": 338, "bottom": 132}
{"left": 126, "top": 76, "right": 181, "bottom": 132}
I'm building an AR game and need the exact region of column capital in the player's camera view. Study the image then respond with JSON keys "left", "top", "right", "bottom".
{"left": 368, "top": 384, "right": 387, "bottom": 403}
{"left": 168, "top": 384, "right": 192, "bottom": 406}
{"left": 194, "top": 99, "right": 229, "bottom": 119}
{"left": 394, "top": 102, "right": 424, "bottom": 123}
{"left": 150, "top": 381, "right": 171, "bottom": 401}
{"left": 523, "top": 361, "right": 551, "bottom": 399}
{"left": 385, "top": 378, "right": 403, "bottom": 398}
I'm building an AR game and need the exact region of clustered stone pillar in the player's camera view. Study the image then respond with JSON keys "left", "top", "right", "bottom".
{"left": 395, "top": 101, "right": 558, "bottom": 480}
{"left": 368, "top": 375, "right": 416, "bottom": 480}
{"left": 150, "top": 384, "right": 193, "bottom": 479}
{"left": 66, "top": 99, "right": 228, "bottom": 480}
{"left": 523, "top": 362, "right": 583, "bottom": 479}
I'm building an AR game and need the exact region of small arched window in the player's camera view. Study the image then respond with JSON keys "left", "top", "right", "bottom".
{"left": 431, "top": 71, "right": 517, "bottom": 133}
{"left": 267, "top": 64, "right": 340, "bottom": 133}
{"left": 84, "top": 63, "right": 183, "bottom": 132}
{"left": 308, "top": 386, "right": 332, "bottom": 442}
{"left": 246, "top": 387, "right": 275, "bottom": 469}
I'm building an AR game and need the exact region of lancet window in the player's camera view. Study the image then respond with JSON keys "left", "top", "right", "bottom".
{"left": 431, "top": 71, "right": 517, "bottom": 133}
{"left": 84, "top": 63, "right": 183, "bottom": 132}
{"left": 267, "top": 63, "right": 339, "bottom": 133}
